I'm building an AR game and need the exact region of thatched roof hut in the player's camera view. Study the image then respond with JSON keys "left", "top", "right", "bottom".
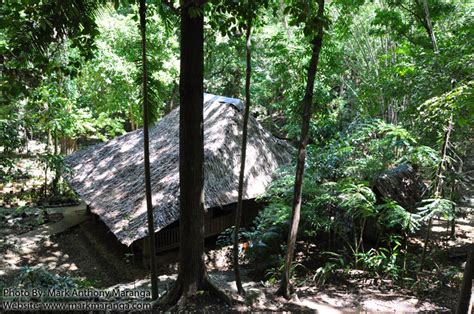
{"left": 65, "top": 94, "right": 294, "bottom": 246}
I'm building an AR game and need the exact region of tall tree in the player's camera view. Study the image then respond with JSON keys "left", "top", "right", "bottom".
{"left": 176, "top": 1, "right": 206, "bottom": 300}
{"left": 419, "top": 113, "right": 453, "bottom": 272}
{"left": 207, "top": 0, "right": 269, "bottom": 295}
{"left": 277, "top": 0, "right": 326, "bottom": 299}
{"left": 208, "top": 0, "right": 268, "bottom": 296}
{"left": 159, "top": 1, "right": 230, "bottom": 306}
{"left": 232, "top": 14, "right": 252, "bottom": 296}
{"left": 372, "top": 0, "right": 451, "bottom": 50}
{"left": 139, "top": 0, "right": 158, "bottom": 300}
{"left": 456, "top": 246, "right": 473, "bottom": 314}
{"left": 421, "top": 0, "right": 438, "bottom": 52}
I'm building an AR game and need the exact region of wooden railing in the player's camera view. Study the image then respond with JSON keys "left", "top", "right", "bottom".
{"left": 154, "top": 201, "right": 261, "bottom": 252}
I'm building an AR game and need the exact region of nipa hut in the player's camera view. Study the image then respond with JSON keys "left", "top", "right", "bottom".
{"left": 64, "top": 94, "right": 294, "bottom": 264}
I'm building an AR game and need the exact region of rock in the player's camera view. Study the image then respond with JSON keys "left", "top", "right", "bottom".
{"left": 250, "top": 241, "right": 270, "bottom": 256}
{"left": 374, "top": 163, "right": 424, "bottom": 212}
{"left": 247, "top": 242, "right": 281, "bottom": 273}
{"left": 246, "top": 288, "right": 266, "bottom": 306}
{"left": 261, "top": 231, "right": 282, "bottom": 250}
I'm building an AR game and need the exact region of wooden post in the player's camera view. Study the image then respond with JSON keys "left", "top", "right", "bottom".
{"left": 142, "top": 237, "right": 151, "bottom": 269}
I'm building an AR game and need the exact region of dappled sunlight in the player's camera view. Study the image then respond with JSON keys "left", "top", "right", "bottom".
{"left": 2, "top": 1, "right": 472, "bottom": 311}
{"left": 64, "top": 94, "right": 294, "bottom": 246}
{"left": 291, "top": 299, "right": 343, "bottom": 313}
{"left": 289, "top": 285, "right": 448, "bottom": 312}
{"left": 1, "top": 204, "right": 90, "bottom": 284}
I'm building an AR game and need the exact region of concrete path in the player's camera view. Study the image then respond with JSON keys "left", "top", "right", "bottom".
{"left": 4, "top": 201, "right": 89, "bottom": 255}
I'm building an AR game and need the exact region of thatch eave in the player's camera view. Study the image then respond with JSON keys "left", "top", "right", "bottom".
{"left": 64, "top": 94, "right": 294, "bottom": 246}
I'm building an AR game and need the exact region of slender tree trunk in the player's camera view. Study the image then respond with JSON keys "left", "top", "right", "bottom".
{"left": 51, "top": 128, "right": 60, "bottom": 194}
{"left": 47, "top": 129, "right": 52, "bottom": 153}
{"left": 0, "top": 54, "right": 3, "bottom": 107}
{"left": 280, "top": 0, "right": 292, "bottom": 39}
{"left": 359, "top": 218, "right": 366, "bottom": 252}
{"left": 421, "top": 0, "right": 438, "bottom": 52}
{"left": 130, "top": 102, "right": 136, "bottom": 131}
{"left": 159, "top": 2, "right": 231, "bottom": 307}
{"left": 277, "top": 0, "right": 325, "bottom": 299}
{"left": 43, "top": 128, "right": 51, "bottom": 198}
{"left": 53, "top": 129, "right": 58, "bottom": 156}
{"left": 139, "top": 0, "right": 158, "bottom": 300}
{"left": 165, "top": 82, "right": 178, "bottom": 114}
{"left": 233, "top": 19, "right": 252, "bottom": 296}
{"left": 456, "top": 247, "right": 473, "bottom": 314}
{"left": 419, "top": 115, "right": 453, "bottom": 272}
{"left": 449, "top": 175, "right": 458, "bottom": 239}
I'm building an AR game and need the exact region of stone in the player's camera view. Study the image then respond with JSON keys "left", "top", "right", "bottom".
{"left": 246, "top": 288, "right": 266, "bottom": 306}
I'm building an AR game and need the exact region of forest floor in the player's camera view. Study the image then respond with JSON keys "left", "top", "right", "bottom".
{"left": 1, "top": 148, "right": 473, "bottom": 312}
{"left": 1, "top": 210, "right": 472, "bottom": 312}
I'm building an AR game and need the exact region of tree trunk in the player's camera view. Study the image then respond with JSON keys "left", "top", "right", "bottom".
{"left": 176, "top": 0, "right": 206, "bottom": 299}
{"left": 419, "top": 115, "right": 453, "bottom": 272}
{"left": 177, "top": 0, "right": 207, "bottom": 297}
{"left": 277, "top": 0, "right": 325, "bottom": 299}
{"left": 233, "top": 19, "right": 252, "bottom": 296}
{"left": 139, "top": 0, "right": 158, "bottom": 300}
{"left": 129, "top": 102, "right": 136, "bottom": 131}
{"left": 51, "top": 128, "right": 60, "bottom": 194}
{"left": 456, "top": 247, "right": 473, "bottom": 314}
{"left": 421, "top": 0, "right": 438, "bottom": 52}
{"left": 159, "top": 2, "right": 231, "bottom": 307}
{"left": 165, "top": 82, "right": 178, "bottom": 114}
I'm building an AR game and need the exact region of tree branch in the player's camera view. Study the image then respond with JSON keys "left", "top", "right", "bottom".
{"left": 161, "top": 0, "right": 179, "bottom": 15}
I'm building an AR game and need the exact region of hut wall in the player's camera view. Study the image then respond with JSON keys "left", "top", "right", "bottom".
{"left": 147, "top": 199, "right": 262, "bottom": 254}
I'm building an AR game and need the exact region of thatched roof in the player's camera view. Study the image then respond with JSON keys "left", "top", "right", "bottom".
{"left": 64, "top": 94, "right": 294, "bottom": 246}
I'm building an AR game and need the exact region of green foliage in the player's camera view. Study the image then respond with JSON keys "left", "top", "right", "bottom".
{"left": 251, "top": 119, "right": 442, "bottom": 280}
{"left": 376, "top": 200, "right": 421, "bottom": 233}
{"left": 417, "top": 80, "right": 474, "bottom": 146}
{"left": 208, "top": 0, "right": 270, "bottom": 35}
{"left": 308, "top": 119, "right": 424, "bottom": 182}
{"left": 265, "top": 256, "right": 310, "bottom": 286}
{"left": 18, "top": 266, "right": 92, "bottom": 290}
{"left": 312, "top": 252, "right": 347, "bottom": 286}
{"left": 417, "top": 198, "right": 455, "bottom": 221}
{"left": 258, "top": 120, "right": 430, "bottom": 234}
{"left": 37, "top": 153, "right": 66, "bottom": 174}
{"left": 371, "top": 0, "right": 453, "bottom": 49}
{"left": 29, "top": 79, "right": 126, "bottom": 142}
{"left": 0, "top": 119, "right": 26, "bottom": 154}
{"left": 216, "top": 226, "right": 255, "bottom": 248}
{"left": 1, "top": 4, "right": 180, "bottom": 160}
{"left": 355, "top": 244, "right": 401, "bottom": 280}
{"left": 68, "top": 6, "right": 179, "bottom": 130}
{"left": 339, "top": 182, "right": 376, "bottom": 218}
{"left": 398, "top": 146, "right": 439, "bottom": 171}
{"left": 264, "top": 258, "right": 286, "bottom": 285}
{"left": 0, "top": 118, "right": 26, "bottom": 180}
{"left": 1, "top": 0, "right": 472, "bottom": 294}
{"left": 1, "top": 0, "right": 100, "bottom": 104}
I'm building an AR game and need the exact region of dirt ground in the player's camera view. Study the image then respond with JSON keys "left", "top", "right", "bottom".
{"left": 1, "top": 219, "right": 150, "bottom": 289}
{"left": 2, "top": 140, "right": 472, "bottom": 312}
{"left": 2, "top": 212, "right": 472, "bottom": 312}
